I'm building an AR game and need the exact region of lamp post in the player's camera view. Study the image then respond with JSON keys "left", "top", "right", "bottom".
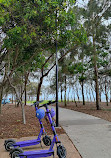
{"left": 55, "top": 0, "right": 77, "bottom": 127}
{"left": 55, "top": 9, "right": 59, "bottom": 127}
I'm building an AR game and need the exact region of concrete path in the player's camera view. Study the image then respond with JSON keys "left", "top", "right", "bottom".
{"left": 52, "top": 107, "right": 111, "bottom": 158}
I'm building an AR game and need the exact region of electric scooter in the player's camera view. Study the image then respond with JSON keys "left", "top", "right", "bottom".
{"left": 4, "top": 101, "right": 52, "bottom": 152}
{"left": 9, "top": 100, "right": 66, "bottom": 158}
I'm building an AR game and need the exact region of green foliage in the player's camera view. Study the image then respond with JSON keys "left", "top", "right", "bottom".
{"left": 68, "top": 62, "right": 87, "bottom": 74}
{"left": 77, "top": 0, "right": 110, "bottom": 78}
{"left": 68, "top": 60, "right": 88, "bottom": 84}
{"left": 4, "top": 26, "right": 24, "bottom": 48}
{"left": 0, "top": 0, "right": 87, "bottom": 101}
{"left": 78, "top": 76, "right": 87, "bottom": 82}
{"left": 0, "top": 0, "right": 86, "bottom": 55}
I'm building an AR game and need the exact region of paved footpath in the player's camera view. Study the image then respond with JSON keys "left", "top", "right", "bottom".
{"left": 53, "top": 107, "right": 111, "bottom": 158}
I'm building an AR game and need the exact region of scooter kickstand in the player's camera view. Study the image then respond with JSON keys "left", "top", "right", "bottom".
{"left": 40, "top": 142, "right": 43, "bottom": 149}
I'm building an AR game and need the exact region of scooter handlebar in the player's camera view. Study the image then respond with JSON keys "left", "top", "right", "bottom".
{"left": 39, "top": 100, "right": 56, "bottom": 108}
{"left": 31, "top": 100, "right": 43, "bottom": 106}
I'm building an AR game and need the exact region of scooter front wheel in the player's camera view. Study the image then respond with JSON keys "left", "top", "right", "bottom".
{"left": 10, "top": 147, "right": 23, "bottom": 158}
{"left": 57, "top": 145, "right": 66, "bottom": 158}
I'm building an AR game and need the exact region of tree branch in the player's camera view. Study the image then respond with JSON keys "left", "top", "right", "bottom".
{"left": 0, "top": 49, "right": 7, "bottom": 64}
{"left": 43, "top": 45, "right": 78, "bottom": 77}
{"left": 42, "top": 52, "right": 55, "bottom": 69}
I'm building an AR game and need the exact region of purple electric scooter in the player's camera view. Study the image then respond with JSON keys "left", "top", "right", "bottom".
{"left": 9, "top": 101, "right": 66, "bottom": 158}
{"left": 4, "top": 101, "right": 52, "bottom": 152}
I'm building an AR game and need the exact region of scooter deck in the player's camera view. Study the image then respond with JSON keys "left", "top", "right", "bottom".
{"left": 13, "top": 139, "right": 41, "bottom": 148}
{"left": 19, "top": 149, "right": 54, "bottom": 158}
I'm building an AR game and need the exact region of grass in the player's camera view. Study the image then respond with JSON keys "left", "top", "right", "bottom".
{"left": 103, "top": 109, "right": 111, "bottom": 111}
{"left": 26, "top": 100, "right": 57, "bottom": 105}
{"left": 26, "top": 101, "right": 34, "bottom": 104}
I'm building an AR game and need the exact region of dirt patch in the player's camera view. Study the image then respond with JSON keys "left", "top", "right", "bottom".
{"left": 0, "top": 104, "right": 65, "bottom": 139}
{"left": 59, "top": 101, "right": 111, "bottom": 122}
{"left": 1, "top": 102, "right": 111, "bottom": 139}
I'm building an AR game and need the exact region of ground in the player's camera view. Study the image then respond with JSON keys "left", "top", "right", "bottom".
{"left": 0, "top": 134, "right": 81, "bottom": 158}
{"left": 0, "top": 103, "right": 81, "bottom": 158}
{"left": 0, "top": 104, "right": 65, "bottom": 139}
{"left": 1, "top": 102, "right": 111, "bottom": 139}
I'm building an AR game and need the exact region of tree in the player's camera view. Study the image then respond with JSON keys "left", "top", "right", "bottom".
{"left": 78, "top": 0, "right": 111, "bottom": 109}
{"left": 35, "top": 0, "right": 87, "bottom": 101}
{"left": 0, "top": 0, "right": 55, "bottom": 112}
{"left": 68, "top": 58, "right": 88, "bottom": 105}
{"left": 0, "top": 0, "right": 87, "bottom": 111}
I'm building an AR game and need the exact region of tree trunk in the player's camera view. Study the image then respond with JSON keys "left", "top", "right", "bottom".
{"left": 81, "top": 81, "right": 85, "bottom": 105}
{"left": 21, "top": 103, "right": 26, "bottom": 124}
{"left": 0, "top": 86, "right": 3, "bottom": 114}
{"left": 67, "top": 90, "right": 69, "bottom": 103}
{"left": 86, "top": 89, "right": 89, "bottom": 102}
{"left": 105, "top": 93, "right": 108, "bottom": 106}
{"left": 99, "top": 91, "right": 101, "bottom": 102}
{"left": 24, "top": 72, "right": 29, "bottom": 105}
{"left": 0, "top": 68, "right": 7, "bottom": 114}
{"left": 71, "top": 95, "right": 74, "bottom": 102}
{"left": 64, "top": 75, "right": 67, "bottom": 106}
{"left": 105, "top": 78, "right": 108, "bottom": 106}
{"left": 15, "top": 93, "right": 17, "bottom": 107}
{"left": 110, "top": 81, "right": 111, "bottom": 102}
{"left": 89, "top": 90, "right": 92, "bottom": 102}
{"left": 99, "top": 82, "right": 102, "bottom": 102}
{"left": 76, "top": 86, "right": 80, "bottom": 102}
{"left": 36, "top": 77, "right": 43, "bottom": 101}
{"left": 24, "top": 76, "right": 27, "bottom": 106}
{"left": 21, "top": 85, "right": 23, "bottom": 104}
{"left": 94, "top": 63, "right": 100, "bottom": 110}
{"left": 91, "top": 88, "right": 95, "bottom": 102}
{"left": 93, "top": 35, "right": 100, "bottom": 110}
{"left": 12, "top": 90, "right": 13, "bottom": 104}
{"left": 61, "top": 84, "right": 63, "bottom": 102}
{"left": 74, "top": 92, "right": 77, "bottom": 107}
{"left": 8, "top": 76, "right": 26, "bottom": 124}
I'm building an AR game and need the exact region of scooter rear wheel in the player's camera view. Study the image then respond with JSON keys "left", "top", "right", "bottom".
{"left": 4, "top": 139, "right": 16, "bottom": 151}
{"left": 43, "top": 135, "right": 51, "bottom": 146}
